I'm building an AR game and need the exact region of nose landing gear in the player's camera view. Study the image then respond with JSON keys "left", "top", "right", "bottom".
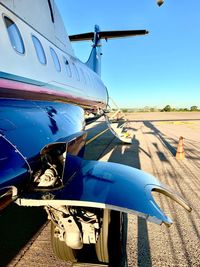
{"left": 51, "top": 209, "right": 125, "bottom": 266}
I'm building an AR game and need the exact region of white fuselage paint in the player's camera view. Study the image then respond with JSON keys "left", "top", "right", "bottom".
{"left": 0, "top": 0, "right": 108, "bottom": 108}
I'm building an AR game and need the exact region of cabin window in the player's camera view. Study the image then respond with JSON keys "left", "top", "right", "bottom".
{"left": 63, "top": 56, "right": 72, "bottom": 77}
{"left": 4, "top": 16, "right": 25, "bottom": 54}
{"left": 50, "top": 47, "right": 61, "bottom": 72}
{"left": 32, "top": 35, "right": 47, "bottom": 65}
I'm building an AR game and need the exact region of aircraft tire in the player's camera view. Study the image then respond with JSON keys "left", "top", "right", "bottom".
{"left": 51, "top": 222, "right": 77, "bottom": 262}
{"left": 95, "top": 209, "right": 110, "bottom": 263}
{"left": 95, "top": 209, "right": 122, "bottom": 265}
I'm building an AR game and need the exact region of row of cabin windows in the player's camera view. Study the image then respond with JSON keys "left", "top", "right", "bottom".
{"left": 4, "top": 15, "right": 93, "bottom": 84}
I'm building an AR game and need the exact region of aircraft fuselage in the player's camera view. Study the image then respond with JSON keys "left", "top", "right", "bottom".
{"left": 0, "top": 1, "right": 108, "bottom": 109}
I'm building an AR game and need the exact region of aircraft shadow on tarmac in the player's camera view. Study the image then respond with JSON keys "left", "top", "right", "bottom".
{"left": 0, "top": 205, "right": 46, "bottom": 266}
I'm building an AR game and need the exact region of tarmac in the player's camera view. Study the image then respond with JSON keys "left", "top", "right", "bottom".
{"left": 1, "top": 112, "right": 200, "bottom": 267}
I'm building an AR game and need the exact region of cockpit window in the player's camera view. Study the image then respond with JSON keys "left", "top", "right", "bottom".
{"left": 50, "top": 47, "right": 61, "bottom": 72}
{"left": 32, "top": 35, "right": 47, "bottom": 65}
{"left": 4, "top": 16, "right": 25, "bottom": 54}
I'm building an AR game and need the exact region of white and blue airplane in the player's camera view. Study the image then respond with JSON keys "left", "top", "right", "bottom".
{"left": 0, "top": 0, "right": 191, "bottom": 265}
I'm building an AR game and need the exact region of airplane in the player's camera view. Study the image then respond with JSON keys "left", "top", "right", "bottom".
{"left": 157, "top": 0, "right": 164, "bottom": 6}
{"left": 0, "top": 0, "right": 191, "bottom": 266}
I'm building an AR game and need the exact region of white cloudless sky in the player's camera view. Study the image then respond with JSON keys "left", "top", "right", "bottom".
{"left": 55, "top": 0, "right": 200, "bottom": 109}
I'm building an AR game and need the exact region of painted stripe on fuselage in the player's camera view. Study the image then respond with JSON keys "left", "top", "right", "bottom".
{"left": 0, "top": 72, "right": 45, "bottom": 86}
{"left": 0, "top": 72, "right": 105, "bottom": 108}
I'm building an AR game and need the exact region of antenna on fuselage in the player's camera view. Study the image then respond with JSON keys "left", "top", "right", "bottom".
{"left": 69, "top": 26, "right": 148, "bottom": 76}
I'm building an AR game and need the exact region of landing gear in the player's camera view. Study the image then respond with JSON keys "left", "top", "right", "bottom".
{"left": 51, "top": 208, "right": 123, "bottom": 266}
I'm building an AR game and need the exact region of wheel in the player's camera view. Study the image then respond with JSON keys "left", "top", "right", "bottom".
{"left": 51, "top": 220, "right": 98, "bottom": 264}
{"left": 95, "top": 209, "right": 110, "bottom": 263}
{"left": 95, "top": 209, "right": 122, "bottom": 266}
{"left": 51, "top": 222, "right": 77, "bottom": 262}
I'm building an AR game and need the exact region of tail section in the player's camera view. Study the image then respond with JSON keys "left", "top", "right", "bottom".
{"left": 86, "top": 25, "right": 102, "bottom": 76}
{"left": 69, "top": 26, "right": 148, "bottom": 76}
{"left": 69, "top": 25, "right": 102, "bottom": 76}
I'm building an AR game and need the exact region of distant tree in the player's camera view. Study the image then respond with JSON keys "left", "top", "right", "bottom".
{"left": 178, "top": 108, "right": 187, "bottom": 112}
{"left": 162, "top": 105, "right": 172, "bottom": 112}
{"left": 190, "top": 106, "right": 198, "bottom": 111}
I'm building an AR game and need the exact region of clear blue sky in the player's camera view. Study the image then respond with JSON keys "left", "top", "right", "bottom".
{"left": 55, "top": 0, "right": 200, "bottom": 109}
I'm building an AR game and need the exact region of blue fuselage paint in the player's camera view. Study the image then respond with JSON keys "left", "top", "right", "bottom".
{"left": 0, "top": 99, "right": 85, "bottom": 189}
